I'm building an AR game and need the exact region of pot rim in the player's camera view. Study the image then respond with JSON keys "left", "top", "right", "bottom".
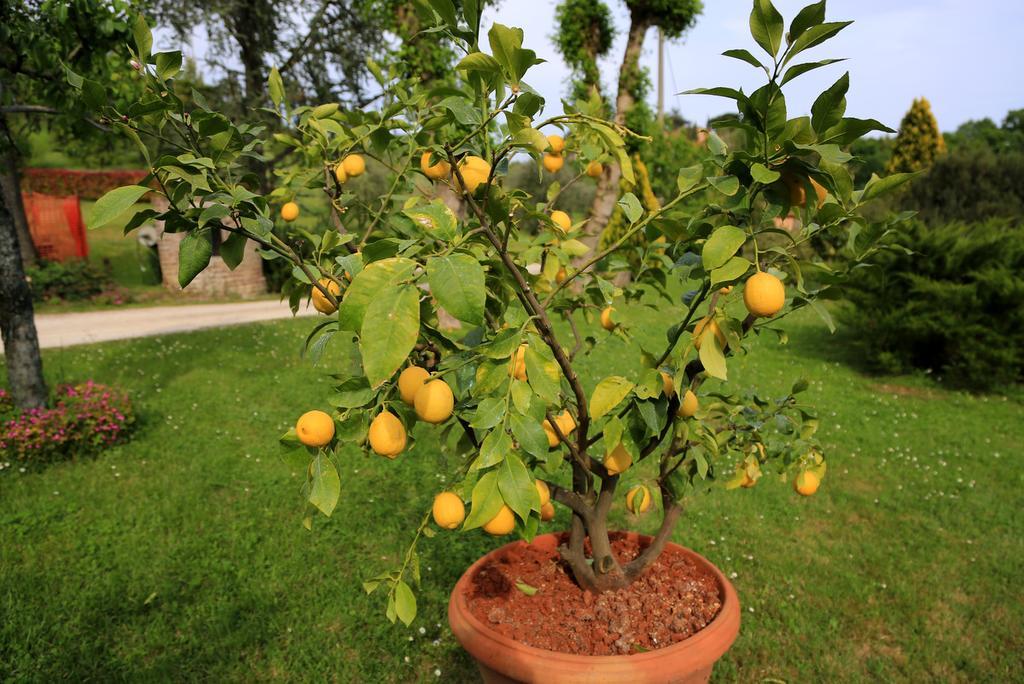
{"left": 448, "top": 531, "right": 740, "bottom": 666}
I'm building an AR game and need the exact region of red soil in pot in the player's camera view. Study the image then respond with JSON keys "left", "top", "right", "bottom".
{"left": 463, "top": 531, "right": 722, "bottom": 656}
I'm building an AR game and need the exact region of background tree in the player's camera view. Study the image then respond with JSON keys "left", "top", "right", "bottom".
{"left": 885, "top": 96, "right": 945, "bottom": 175}
{"left": 552, "top": 0, "right": 615, "bottom": 104}
{"left": 0, "top": 0, "right": 134, "bottom": 409}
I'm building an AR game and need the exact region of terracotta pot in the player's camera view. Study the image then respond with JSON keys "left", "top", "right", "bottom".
{"left": 448, "top": 532, "right": 741, "bottom": 684}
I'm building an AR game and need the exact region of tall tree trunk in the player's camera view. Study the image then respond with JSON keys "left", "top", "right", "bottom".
{"left": 579, "top": 15, "right": 651, "bottom": 257}
{"left": 0, "top": 182, "right": 47, "bottom": 409}
{"left": 0, "top": 114, "right": 37, "bottom": 267}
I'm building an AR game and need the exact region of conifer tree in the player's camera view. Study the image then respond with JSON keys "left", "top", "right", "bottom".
{"left": 886, "top": 97, "right": 946, "bottom": 175}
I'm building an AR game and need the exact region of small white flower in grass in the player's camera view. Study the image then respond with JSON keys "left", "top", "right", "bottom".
{"left": 747, "top": 607, "right": 755, "bottom": 613}
{"left": 434, "top": 669, "right": 441, "bottom": 677}
{"left": 404, "top": 656, "right": 410, "bottom": 663}
{"left": 729, "top": 572, "right": 738, "bottom": 579}
{"left": 419, "top": 627, "right": 426, "bottom": 635}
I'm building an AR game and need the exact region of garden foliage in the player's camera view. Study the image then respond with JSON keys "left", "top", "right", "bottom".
{"left": 886, "top": 97, "right": 945, "bottom": 175}
{"left": 26, "top": 260, "right": 115, "bottom": 302}
{"left": 840, "top": 218, "right": 1024, "bottom": 390}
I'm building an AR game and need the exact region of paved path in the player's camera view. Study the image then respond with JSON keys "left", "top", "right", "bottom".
{"left": 4, "top": 300, "right": 315, "bottom": 350}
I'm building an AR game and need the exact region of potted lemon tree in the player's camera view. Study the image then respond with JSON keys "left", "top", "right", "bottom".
{"left": 79, "top": 1, "right": 911, "bottom": 680}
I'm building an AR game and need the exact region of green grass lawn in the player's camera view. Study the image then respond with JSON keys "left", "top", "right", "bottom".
{"left": 1, "top": 311, "right": 1021, "bottom": 682}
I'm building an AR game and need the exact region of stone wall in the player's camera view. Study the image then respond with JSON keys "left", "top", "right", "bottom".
{"left": 153, "top": 197, "right": 267, "bottom": 298}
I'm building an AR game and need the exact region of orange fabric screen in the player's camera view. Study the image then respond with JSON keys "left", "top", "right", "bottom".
{"left": 22, "top": 193, "right": 88, "bottom": 261}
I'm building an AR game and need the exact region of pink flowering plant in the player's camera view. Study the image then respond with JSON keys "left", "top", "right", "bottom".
{"left": 0, "top": 381, "right": 135, "bottom": 468}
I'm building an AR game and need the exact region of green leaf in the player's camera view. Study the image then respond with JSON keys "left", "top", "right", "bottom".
{"left": 498, "top": 452, "right": 538, "bottom": 520}
{"left": 463, "top": 471, "right": 504, "bottom": 530}
{"left": 750, "top": 163, "right": 781, "bottom": 184}
{"left": 820, "top": 118, "right": 895, "bottom": 146}
{"left": 360, "top": 284, "right": 420, "bottom": 388}
{"left": 809, "top": 299, "right": 835, "bottom": 333}
{"left": 780, "top": 58, "right": 846, "bottom": 86}
{"left": 154, "top": 51, "right": 182, "bottom": 81}
{"left": 707, "top": 175, "right": 739, "bottom": 196}
{"left": 88, "top": 185, "right": 152, "bottom": 229}
{"left": 524, "top": 346, "right": 560, "bottom": 405}
{"left": 487, "top": 23, "right": 538, "bottom": 85}
{"left": 590, "top": 376, "right": 634, "bottom": 420}
{"left": 470, "top": 397, "right": 506, "bottom": 430}
{"left": 474, "top": 429, "right": 511, "bottom": 470}
{"left": 509, "top": 413, "right": 548, "bottom": 459}
{"left": 132, "top": 14, "right": 152, "bottom": 61}
{"left": 511, "top": 380, "right": 532, "bottom": 415}
{"left": 455, "top": 52, "right": 502, "bottom": 75}
{"left": 268, "top": 67, "right": 284, "bottom": 108}
{"left": 618, "top": 193, "right": 643, "bottom": 223}
{"left": 338, "top": 257, "right": 417, "bottom": 331}
{"left": 811, "top": 72, "right": 849, "bottom": 134}
{"left": 426, "top": 254, "right": 486, "bottom": 325}
{"left": 750, "top": 0, "right": 784, "bottom": 58}
{"left": 859, "top": 172, "right": 918, "bottom": 204}
{"left": 711, "top": 256, "right": 752, "bottom": 286}
{"left": 515, "top": 580, "right": 538, "bottom": 596}
{"left": 702, "top": 225, "right": 746, "bottom": 270}
{"left": 676, "top": 164, "right": 704, "bottom": 193}
{"left": 787, "top": 0, "right": 826, "bottom": 44}
{"left": 394, "top": 581, "right": 417, "bottom": 627}
{"left": 404, "top": 200, "right": 458, "bottom": 241}
{"left": 722, "top": 48, "right": 766, "bottom": 71}
{"left": 682, "top": 87, "right": 748, "bottom": 104}
{"left": 698, "top": 328, "right": 728, "bottom": 380}
{"left": 220, "top": 231, "right": 246, "bottom": 270}
{"left": 81, "top": 79, "right": 106, "bottom": 110}
{"left": 785, "top": 22, "right": 853, "bottom": 66}
{"left": 308, "top": 452, "right": 341, "bottom": 517}
{"left": 178, "top": 228, "right": 213, "bottom": 288}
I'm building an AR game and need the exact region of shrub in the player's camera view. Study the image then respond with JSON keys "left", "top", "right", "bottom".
{"left": 903, "top": 148, "right": 1024, "bottom": 222}
{"left": 0, "top": 382, "right": 135, "bottom": 469}
{"left": 25, "top": 259, "right": 115, "bottom": 301}
{"left": 886, "top": 97, "right": 946, "bottom": 175}
{"left": 839, "top": 218, "right": 1024, "bottom": 390}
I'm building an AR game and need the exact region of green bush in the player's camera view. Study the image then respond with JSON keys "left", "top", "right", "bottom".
{"left": 840, "top": 218, "right": 1024, "bottom": 390}
{"left": 904, "top": 149, "right": 1024, "bottom": 222}
{"left": 25, "top": 259, "right": 113, "bottom": 301}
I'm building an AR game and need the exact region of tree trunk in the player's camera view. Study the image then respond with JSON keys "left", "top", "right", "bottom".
{"left": 0, "top": 115, "right": 37, "bottom": 267}
{"left": 579, "top": 15, "right": 651, "bottom": 258}
{"left": 0, "top": 181, "right": 47, "bottom": 409}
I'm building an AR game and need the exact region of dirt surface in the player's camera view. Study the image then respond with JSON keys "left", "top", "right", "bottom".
{"left": 465, "top": 533, "right": 722, "bottom": 656}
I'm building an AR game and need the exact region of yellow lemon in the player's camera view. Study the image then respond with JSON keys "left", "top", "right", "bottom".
{"left": 626, "top": 485, "right": 651, "bottom": 514}
{"left": 693, "top": 316, "right": 726, "bottom": 349}
{"left": 600, "top": 306, "right": 616, "bottom": 331}
{"left": 483, "top": 505, "right": 516, "bottom": 535}
{"left": 509, "top": 344, "right": 528, "bottom": 381}
{"left": 660, "top": 371, "right": 675, "bottom": 397}
{"left": 295, "top": 410, "right": 334, "bottom": 447}
{"left": 677, "top": 389, "right": 699, "bottom": 418}
{"left": 744, "top": 271, "right": 785, "bottom": 318}
{"left": 432, "top": 492, "right": 466, "bottom": 529}
{"left": 342, "top": 154, "right": 365, "bottom": 177}
{"left": 368, "top": 411, "right": 406, "bottom": 458}
{"left": 604, "top": 443, "right": 633, "bottom": 475}
{"left": 794, "top": 470, "right": 821, "bottom": 496}
{"left": 534, "top": 480, "right": 550, "bottom": 508}
{"left": 457, "top": 155, "right": 491, "bottom": 193}
{"left": 550, "top": 210, "right": 571, "bottom": 232}
{"left": 586, "top": 160, "right": 603, "bottom": 178}
{"left": 398, "top": 366, "right": 430, "bottom": 405}
{"left": 414, "top": 379, "right": 454, "bottom": 424}
{"left": 546, "top": 134, "right": 565, "bottom": 153}
{"left": 540, "top": 501, "right": 555, "bottom": 521}
{"left": 420, "top": 151, "right": 450, "bottom": 180}
{"left": 281, "top": 202, "right": 300, "bottom": 222}
{"left": 311, "top": 278, "right": 341, "bottom": 314}
{"left": 555, "top": 267, "right": 568, "bottom": 284}
{"left": 542, "top": 152, "right": 564, "bottom": 173}
{"left": 334, "top": 162, "right": 348, "bottom": 184}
